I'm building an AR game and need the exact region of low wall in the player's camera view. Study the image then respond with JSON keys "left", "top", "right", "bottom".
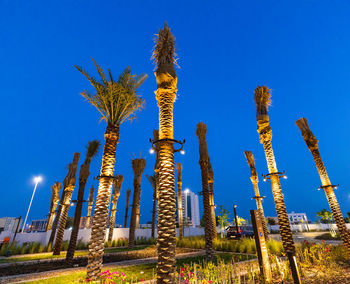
{"left": 268, "top": 223, "right": 350, "bottom": 232}
{"left": 0, "top": 226, "right": 205, "bottom": 246}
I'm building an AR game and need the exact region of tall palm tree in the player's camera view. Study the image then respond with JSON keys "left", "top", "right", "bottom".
{"left": 196, "top": 122, "right": 214, "bottom": 260}
{"left": 176, "top": 163, "right": 184, "bottom": 239}
{"left": 48, "top": 188, "right": 66, "bottom": 247}
{"left": 152, "top": 23, "right": 178, "bottom": 283}
{"left": 86, "top": 186, "right": 95, "bottom": 229}
{"left": 254, "top": 86, "right": 301, "bottom": 283}
{"left": 123, "top": 189, "right": 131, "bottom": 228}
{"left": 244, "top": 151, "right": 269, "bottom": 239}
{"left": 207, "top": 159, "right": 217, "bottom": 239}
{"left": 129, "top": 158, "right": 146, "bottom": 248}
{"left": 296, "top": 118, "right": 350, "bottom": 252}
{"left": 108, "top": 175, "right": 124, "bottom": 242}
{"left": 146, "top": 174, "right": 157, "bottom": 238}
{"left": 53, "top": 152, "right": 80, "bottom": 255}
{"left": 46, "top": 182, "right": 62, "bottom": 231}
{"left": 76, "top": 59, "right": 147, "bottom": 280}
{"left": 66, "top": 141, "right": 100, "bottom": 264}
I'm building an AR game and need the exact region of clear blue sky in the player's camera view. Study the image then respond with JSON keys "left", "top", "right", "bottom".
{"left": 1, "top": 0, "right": 350, "bottom": 225}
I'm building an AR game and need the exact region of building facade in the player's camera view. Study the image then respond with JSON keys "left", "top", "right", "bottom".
{"left": 30, "top": 219, "right": 47, "bottom": 232}
{"left": 288, "top": 212, "right": 308, "bottom": 224}
{"left": 180, "top": 189, "right": 200, "bottom": 227}
{"left": 0, "top": 217, "right": 22, "bottom": 233}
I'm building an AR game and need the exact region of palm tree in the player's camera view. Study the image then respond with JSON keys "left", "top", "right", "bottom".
{"left": 86, "top": 186, "right": 95, "bottom": 229}
{"left": 123, "top": 189, "right": 131, "bottom": 228}
{"left": 244, "top": 151, "right": 269, "bottom": 239}
{"left": 254, "top": 86, "right": 301, "bottom": 283}
{"left": 66, "top": 141, "right": 100, "bottom": 264}
{"left": 153, "top": 129, "right": 160, "bottom": 237}
{"left": 129, "top": 158, "right": 146, "bottom": 248}
{"left": 108, "top": 175, "right": 124, "bottom": 242}
{"left": 146, "top": 174, "right": 157, "bottom": 238}
{"left": 76, "top": 59, "right": 147, "bottom": 280}
{"left": 53, "top": 152, "right": 80, "bottom": 255}
{"left": 196, "top": 122, "right": 214, "bottom": 260}
{"left": 152, "top": 23, "right": 178, "bottom": 283}
{"left": 176, "top": 163, "right": 184, "bottom": 239}
{"left": 48, "top": 188, "right": 66, "bottom": 247}
{"left": 45, "top": 182, "right": 62, "bottom": 231}
{"left": 207, "top": 159, "right": 217, "bottom": 239}
{"left": 296, "top": 118, "right": 350, "bottom": 252}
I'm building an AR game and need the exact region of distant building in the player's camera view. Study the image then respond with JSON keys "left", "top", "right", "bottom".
{"left": 181, "top": 189, "right": 200, "bottom": 227}
{"left": 288, "top": 212, "right": 308, "bottom": 224}
{"left": 30, "top": 219, "right": 47, "bottom": 232}
{"left": 0, "top": 217, "right": 22, "bottom": 233}
{"left": 79, "top": 216, "right": 93, "bottom": 229}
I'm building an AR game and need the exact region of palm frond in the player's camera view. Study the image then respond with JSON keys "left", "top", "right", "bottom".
{"left": 146, "top": 174, "right": 156, "bottom": 189}
{"left": 76, "top": 59, "right": 147, "bottom": 126}
{"left": 84, "top": 140, "right": 101, "bottom": 165}
{"left": 254, "top": 86, "right": 271, "bottom": 117}
{"left": 152, "top": 22, "right": 177, "bottom": 76}
{"left": 244, "top": 151, "right": 257, "bottom": 177}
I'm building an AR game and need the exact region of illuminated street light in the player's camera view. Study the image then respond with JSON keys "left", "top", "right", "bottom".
{"left": 149, "top": 148, "right": 155, "bottom": 154}
{"left": 22, "top": 176, "right": 42, "bottom": 233}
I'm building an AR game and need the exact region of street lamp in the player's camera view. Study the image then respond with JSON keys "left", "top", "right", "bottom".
{"left": 233, "top": 205, "right": 239, "bottom": 235}
{"left": 22, "top": 176, "right": 42, "bottom": 233}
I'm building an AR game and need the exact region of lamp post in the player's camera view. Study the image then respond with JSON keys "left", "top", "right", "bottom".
{"left": 233, "top": 205, "right": 239, "bottom": 235}
{"left": 22, "top": 176, "right": 42, "bottom": 233}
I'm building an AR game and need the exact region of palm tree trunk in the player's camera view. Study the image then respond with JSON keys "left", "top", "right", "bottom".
{"left": 46, "top": 182, "right": 62, "bottom": 231}
{"left": 86, "top": 186, "right": 94, "bottom": 229}
{"left": 108, "top": 175, "right": 124, "bottom": 242}
{"left": 66, "top": 164, "right": 90, "bottom": 264}
{"left": 123, "top": 189, "right": 131, "bottom": 228}
{"left": 152, "top": 129, "right": 160, "bottom": 239}
{"left": 254, "top": 86, "right": 300, "bottom": 283}
{"left": 48, "top": 190, "right": 66, "bottom": 248}
{"left": 53, "top": 153, "right": 80, "bottom": 256}
{"left": 196, "top": 122, "right": 214, "bottom": 260}
{"left": 296, "top": 118, "right": 350, "bottom": 253}
{"left": 129, "top": 159, "right": 146, "bottom": 248}
{"left": 86, "top": 125, "right": 119, "bottom": 281}
{"left": 208, "top": 162, "right": 216, "bottom": 239}
{"left": 176, "top": 163, "right": 183, "bottom": 239}
{"left": 244, "top": 151, "right": 268, "bottom": 239}
{"left": 154, "top": 23, "right": 177, "bottom": 284}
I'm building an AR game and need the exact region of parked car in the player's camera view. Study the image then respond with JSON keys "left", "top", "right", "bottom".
{"left": 226, "top": 226, "right": 242, "bottom": 239}
{"left": 240, "top": 225, "right": 255, "bottom": 238}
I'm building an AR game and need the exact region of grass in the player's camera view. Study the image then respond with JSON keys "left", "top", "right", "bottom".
{"left": 21, "top": 253, "right": 254, "bottom": 284}
{"left": 176, "top": 236, "right": 284, "bottom": 255}
{"left": 314, "top": 232, "right": 341, "bottom": 240}
{"left": 0, "top": 246, "right": 149, "bottom": 264}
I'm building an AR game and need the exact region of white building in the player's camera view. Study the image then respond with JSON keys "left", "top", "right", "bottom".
{"left": 181, "top": 189, "right": 200, "bottom": 227}
{"left": 0, "top": 217, "right": 22, "bottom": 233}
{"left": 288, "top": 212, "right": 308, "bottom": 224}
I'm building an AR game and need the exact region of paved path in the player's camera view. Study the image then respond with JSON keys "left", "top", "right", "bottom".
{"left": 0, "top": 250, "right": 206, "bottom": 284}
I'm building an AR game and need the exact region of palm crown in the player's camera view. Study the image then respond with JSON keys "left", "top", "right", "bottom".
{"left": 75, "top": 59, "right": 147, "bottom": 127}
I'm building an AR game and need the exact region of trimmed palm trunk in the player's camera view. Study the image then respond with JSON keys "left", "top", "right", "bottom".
{"left": 207, "top": 160, "right": 217, "bottom": 239}
{"left": 153, "top": 23, "right": 178, "bottom": 284}
{"left": 108, "top": 175, "right": 124, "bottom": 242}
{"left": 176, "top": 163, "right": 184, "bottom": 239}
{"left": 48, "top": 190, "right": 66, "bottom": 247}
{"left": 86, "top": 186, "right": 95, "bottom": 229}
{"left": 254, "top": 86, "right": 301, "bottom": 283}
{"left": 66, "top": 141, "right": 100, "bottom": 264}
{"left": 76, "top": 60, "right": 146, "bottom": 280}
{"left": 146, "top": 174, "right": 157, "bottom": 238}
{"left": 53, "top": 152, "right": 80, "bottom": 255}
{"left": 123, "top": 189, "right": 131, "bottom": 228}
{"left": 87, "top": 124, "right": 119, "bottom": 277}
{"left": 129, "top": 159, "right": 146, "bottom": 248}
{"left": 296, "top": 118, "right": 350, "bottom": 253}
{"left": 46, "top": 182, "right": 62, "bottom": 231}
{"left": 244, "top": 151, "right": 269, "bottom": 239}
{"left": 196, "top": 122, "right": 214, "bottom": 260}
{"left": 153, "top": 129, "right": 160, "bottom": 238}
